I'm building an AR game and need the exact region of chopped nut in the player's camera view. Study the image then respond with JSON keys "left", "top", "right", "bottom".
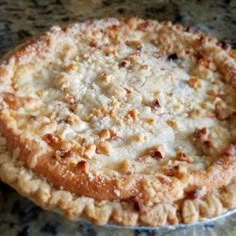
{"left": 43, "top": 133, "right": 59, "bottom": 147}
{"left": 124, "top": 87, "right": 133, "bottom": 94}
{"left": 215, "top": 102, "right": 235, "bottom": 120}
{"left": 203, "top": 140, "right": 214, "bottom": 148}
{"left": 12, "top": 82, "right": 18, "bottom": 90}
{"left": 193, "top": 127, "right": 208, "bottom": 141}
{"left": 98, "top": 73, "right": 110, "bottom": 84}
{"left": 49, "top": 111, "right": 57, "bottom": 120}
{"left": 188, "top": 77, "right": 201, "bottom": 89}
{"left": 63, "top": 94, "right": 75, "bottom": 104}
{"left": 76, "top": 160, "right": 89, "bottom": 174}
{"left": 92, "top": 107, "right": 108, "bottom": 117}
{"left": 138, "top": 155, "right": 149, "bottom": 162}
{"left": 176, "top": 151, "right": 193, "bottom": 163}
{"left": 126, "top": 40, "right": 143, "bottom": 50}
{"left": 57, "top": 75, "right": 70, "bottom": 91}
{"left": 69, "top": 103, "right": 80, "bottom": 113}
{"left": 3, "top": 93, "right": 21, "bottom": 109}
{"left": 151, "top": 98, "right": 161, "bottom": 109}
{"left": 135, "top": 134, "right": 145, "bottom": 143}
{"left": 89, "top": 40, "right": 97, "bottom": 47}
{"left": 110, "top": 109, "right": 115, "bottom": 117}
{"left": 65, "top": 63, "right": 78, "bottom": 72}
{"left": 200, "top": 101, "right": 209, "bottom": 109}
{"left": 119, "top": 160, "right": 134, "bottom": 174}
{"left": 188, "top": 109, "right": 202, "bottom": 118}
{"left": 76, "top": 135, "right": 86, "bottom": 146}
{"left": 145, "top": 118, "right": 156, "bottom": 125}
{"left": 140, "top": 64, "right": 149, "bottom": 70}
{"left": 198, "top": 56, "right": 210, "bottom": 68}
{"left": 119, "top": 59, "right": 130, "bottom": 68}
{"left": 167, "top": 119, "right": 178, "bottom": 128}
{"left": 84, "top": 144, "right": 96, "bottom": 159}
{"left": 65, "top": 114, "right": 81, "bottom": 125}
{"left": 108, "top": 130, "right": 118, "bottom": 140}
{"left": 43, "top": 134, "right": 73, "bottom": 154}
{"left": 174, "top": 165, "right": 188, "bottom": 179}
{"left": 139, "top": 146, "right": 165, "bottom": 161}
{"left": 119, "top": 53, "right": 140, "bottom": 68}
{"left": 96, "top": 141, "right": 111, "bottom": 155}
{"left": 103, "top": 45, "right": 118, "bottom": 56}
{"left": 128, "top": 108, "right": 139, "bottom": 121}
{"left": 60, "top": 141, "right": 72, "bottom": 152}
{"left": 98, "top": 129, "right": 111, "bottom": 140}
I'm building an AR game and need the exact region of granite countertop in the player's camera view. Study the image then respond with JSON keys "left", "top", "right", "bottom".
{"left": 0, "top": 0, "right": 236, "bottom": 235}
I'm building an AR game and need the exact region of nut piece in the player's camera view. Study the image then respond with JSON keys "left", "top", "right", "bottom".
{"left": 188, "top": 109, "right": 202, "bottom": 118}
{"left": 145, "top": 118, "right": 156, "bottom": 125}
{"left": 65, "top": 114, "right": 81, "bottom": 126}
{"left": 89, "top": 40, "right": 97, "bottom": 47}
{"left": 84, "top": 144, "right": 96, "bottom": 159}
{"left": 119, "top": 53, "right": 140, "bottom": 68}
{"left": 215, "top": 102, "right": 235, "bottom": 120}
{"left": 76, "top": 160, "right": 89, "bottom": 174}
{"left": 176, "top": 150, "right": 193, "bottom": 163}
{"left": 57, "top": 75, "right": 70, "bottom": 91}
{"left": 192, "top": 127, "right": 215, "bottom": 154}
{"left": 167, "top": 119, "right": 178, "bottom": 128}
{"left": 126, "top": 40, "right": 143, "bottom": 50}
{"left": 139, "top": 146, "right": 165, "bottom": 161}
{"left": 98, "top": 129, "right": 111, "bottom": 140}
{"left": 65, "top": 63, "right": 78, "bottom": 72}
{"left": 99, "top": 73, "right": 110, "bottom": 84}
{"left": 63, "top": 94, "right": 75, "bottom": 104}
{"left": 60, "top": 141, "right": 72, "bottom": 152}
{"left": 3, "top": 93, "right": 21, "bottom": 109}
{"left": 134, "top": 134, "right": 145, "bottom": 143}
{"left": 188, "top": 77, "right": 201, "bottom": 89}
{"left": 43, "top": 133, "right": 59, "bottom": 147}
{"left": 193, "top": 127, "right": 208, "bottom": 141}
{"left": 96, "top": 142, "right": 111, "bottom": 155}
{"left": 119, "top": 59, "right": 130, "bottom": 68}
{"left": 119, "top": 160, "right": 134, "bottom": 174}
{"left": 128, "top": 108, "right": 139, "bottom": 121}
{"left": 151, "top": 98, "right": 161, "bottom": 109}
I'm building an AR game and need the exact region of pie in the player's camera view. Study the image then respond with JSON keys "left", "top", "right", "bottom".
{"left": 0, "top": 18, "right": 236, "bottom": 227}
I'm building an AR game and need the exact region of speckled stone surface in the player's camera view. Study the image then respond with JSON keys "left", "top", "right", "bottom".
{"left": 0, "top": 0, "right": 236, "bottom": 235}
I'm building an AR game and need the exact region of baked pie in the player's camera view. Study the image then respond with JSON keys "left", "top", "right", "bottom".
{"left": 0, "top": 18, "right": 236, "bottom": 226}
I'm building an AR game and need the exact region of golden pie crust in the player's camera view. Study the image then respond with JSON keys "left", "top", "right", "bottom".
{"left": 0, "top": 18, "right": 236, "bottom": 226}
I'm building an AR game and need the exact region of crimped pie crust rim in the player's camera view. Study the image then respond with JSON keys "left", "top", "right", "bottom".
{"left": 0, "top": 18, "right": 235, "bottom": 226}
{"left": 1, "top": 146, "right": 236, "bottom": 226}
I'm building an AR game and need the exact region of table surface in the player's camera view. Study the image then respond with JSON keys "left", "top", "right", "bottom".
{"left": 0, "top": 0, "right": 236, "bottom": 235}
